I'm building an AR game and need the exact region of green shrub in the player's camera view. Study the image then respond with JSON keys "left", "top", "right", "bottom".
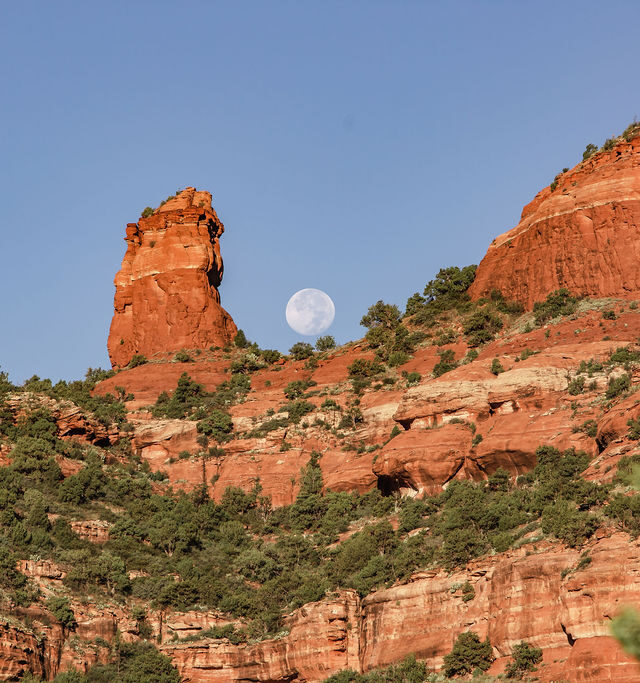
{"left": 461, "top": 580, "right": 475, "bottom": 602}
{"left": 283, "top": 400, "right": 314, "bottom": 424}
{"left": 442, "top": 631, "right": 494, "bottom": 677}
{"left": 608, "top": 346, "right": 640, "bottom": 366}
{"left": 289, "top": 342, "right": 314, "bottom": 361}
{"left": 463, "top": 309, "right": 503, "bottom": 347}
{"left": 568, "top": 375, "right": 586, "bottom": 395}
{"left": 316, "top": 336, "right": 336, "bottom": 351}
{"left": 234, "top": 330, "right": 249, "bottom": 348}
{"left": 348, "top": 359, "right": 383, "bottom": 379}
{"left": 433, "top": 349, "right": 457, "bottom": 378}
{"left": 541, "top": 499, "right": 598, "bottom": 547}
{"left": 174, "top": 350, "right": 192, "bottom": 363}
{"left": 423, "top": 265, "right": 477, "bottom": 308}
{"left": 197, "top": 410, "right": 233, "bottom": 442}
{"left": 505, "top": 641, "right": 543, "bottom": 679}
{"left": 141, "top": 207, "right": 154, "bottom": 218}
{"left": 603, "top": 309, "right": 617, "bottom": 320}
{"left": 258, "top": 349, "right": 279, "bottom": 364}
{"left": 606, "top": 373, "right": 631, "bottom": 400}
{"left": 583, "top": 143, "right": 598, "bottom": 160}
{"left": 533, "top": 289, "right": 578, "bottom": 325}
{"left": 127, "top": 354, "right": 147, "bottom": 369}
{"left": 573, "top": 420, "right": 598, "bottom": 438}
{"left": 284, "top": 380, "right": 317, "bottom": 400}
{"left": 490, "top": 358, "right": 505, "bottom": 375}
{"left": 402, "top": 371, "right": 421, "bottom": 386}
{"left": 46, "top": 596, "right": 76, "bottom": 630}
{"left": 360, "top": 300, "right": 402, "bottom": 331}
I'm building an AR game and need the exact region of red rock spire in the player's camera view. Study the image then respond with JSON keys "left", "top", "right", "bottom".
{"left": 107, "top": 187, "right": 237, "bottom": 367}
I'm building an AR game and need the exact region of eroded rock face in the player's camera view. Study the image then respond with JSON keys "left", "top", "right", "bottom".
{"left": 161, "top": 591, "right": 360, "bottom": 682}
{"left": 469, "top": 138, "right": 640, "bottom": 308}
{"left": 107, "top": 187, "right": 237, "bottom": 368}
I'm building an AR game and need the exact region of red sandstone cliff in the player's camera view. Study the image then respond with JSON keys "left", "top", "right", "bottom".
{"left": 107, "top": 187, "right": 237, "bottom": 368}
{"left": 469, "top": 136, "right": 640, "bottom": 308}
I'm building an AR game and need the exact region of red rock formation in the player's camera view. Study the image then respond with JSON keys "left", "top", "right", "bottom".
{"left": 161, "top": 590, "right": 360, "bottom": 682}
{"left": 107, "top": 187, "right": 237, "bottom": 368}
{"left": 469, "top": 137, "right": 640, "bottom": 308}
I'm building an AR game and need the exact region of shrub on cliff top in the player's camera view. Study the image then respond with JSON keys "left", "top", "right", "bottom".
{"left": 140, "top": 206, "right": 154, "bottom": 218}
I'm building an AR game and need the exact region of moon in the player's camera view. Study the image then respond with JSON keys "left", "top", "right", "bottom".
{"left": 286, "top": 288, "right": 335, "bottom": 336}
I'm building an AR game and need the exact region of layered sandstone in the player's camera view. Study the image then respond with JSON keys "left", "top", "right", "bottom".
{"left": 157, "top": 533, "right": 640, "bottom": 681}
{"left": 469, "top": 137, "right": 640, "bottom": 308}
{"left": 107, "top": 187, "right": 237, "bottom": 368}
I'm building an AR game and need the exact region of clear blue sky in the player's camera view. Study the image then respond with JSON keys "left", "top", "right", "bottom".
{"left": 1, "top": 1, "right": 638, "bottom": 383}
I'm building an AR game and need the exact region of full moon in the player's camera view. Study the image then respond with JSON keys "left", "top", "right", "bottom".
{"left": 286, "top": 288, "right": 335, "bottom": 336}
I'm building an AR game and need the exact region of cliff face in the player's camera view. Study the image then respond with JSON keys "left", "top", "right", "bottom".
{"left": 469, "top": 137, "right": 640, "bottom": 308}
{"left": 107, "top": 187, "right": 237, "bottom": 368}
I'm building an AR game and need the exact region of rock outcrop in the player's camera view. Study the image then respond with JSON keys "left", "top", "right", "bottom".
{"left": 159, "top": 533, "right": 640, "bottom": 682}
{"left": 469, "top": 137, "right": 640, "bottom": 308}
{"left": 107, "top": 187, "right": 237, "bottom": 368}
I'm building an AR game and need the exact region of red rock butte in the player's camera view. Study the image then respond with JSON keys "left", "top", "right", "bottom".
{"left": 469, "top": 136, "right": 640, "bottom": 308}
{"left": 107, "top": 187, "right": 237, "bottom": 368}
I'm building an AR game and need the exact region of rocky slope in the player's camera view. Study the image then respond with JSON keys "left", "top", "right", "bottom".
{"left": 4, "top": 136, "right": 640, "bottom": 682}
{"left": 107, "top": 187, "right": 237, "bottom": 368}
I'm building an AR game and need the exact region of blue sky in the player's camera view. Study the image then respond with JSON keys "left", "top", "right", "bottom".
{"left": 1, "top": 1, "right": 639, "bottom": 383}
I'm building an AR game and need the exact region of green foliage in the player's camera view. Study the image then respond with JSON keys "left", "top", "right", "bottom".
{"left": 442, "top": 631, "right": 494, "bottom": 677}
{"left": 284, "top": 379, "right": 317, "bottom": 400}
{"left": 197, "top": 410, "right": 233, "bottom": 443}
{"left": 505, "top": 641, "right": 543, "bottom": 679}
{"left": 606, "top": 373, "right": 631, "bottom": 400}
{"left": 433, "top": 349, "right": 457, "bottom": 378}
{"left": 628, "top": 417, "right": 640, "bottom": 440}
{"left": 229, "top": 352, "right": 265, "bottom": 374}
{"left": 289, "top": 342, "right": 314, "bottom": 361}
{"left": 348, "top": 359, "right": 383, "bottom": 379}
{"left": 64, "top": 639, "right": 181, "bottom": 682}
{"left": 173, "top": 350, "right": 192, "bottom": 363}
{"left": 402, "top": 371, "right": 421, "bottom": 386}
{"left": 361, "top": 301, "right": 402, "bottom": 331}
{"left": 325, "top": 654, "right": 429, "bottom": 682}
{"left": 602, "top": 309, "right": 617, "bottom": 320}
{"left": 234, "top": 329, "right": 249, "bottom": 348}
{"left": 316, "top": 335, "right": 336, "bottom": 351}
{"left": 490, "top": 358, "right": 505, "bottom": 375}
{"left": 611, "top": 608, "right": 640, "bottom": 662}
{"left": 405, "top": 292, "right": 426, "bottom": 317}
{"left": 261, "top": 349, "right": 282, "bottom": 364}
{"left": 608, "top": 346, "right": 640, "bottom": 367}
{"left": 127, "top": 354, "right": 147, "bottom": 369}
{"left": 460, "top": 580, "right": 475, "bottom": 602}
{"left": 152, "top": 373, "right": 205, "bottom": 419}
{"left": 283, "top": 400, "right": 315, "bottom": 424}
{"left": 423, "top": 265, "right": 477, "bottom": 308}
{"left": 463, "top": 308, "right": 503, "bottom": 347}
{"left": 573, "top": 419, "right": 598, "bottom": 438}
{"left": 583, "top": 143, "right": 598, "bottom": 160}
{"left": 141, "top": 206, "right": 154, "bottom": 218}
{"left": 567, "top": 375, "right": 586, "bottom": 395}
{"left": 541, "top": 499, "right": 598, "bottom": 547}
{"left": 533, "top": 288, "right": 578, "bottom": 325}
{"left": 46, "top": 596, "right": 76, "bottom": 629}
